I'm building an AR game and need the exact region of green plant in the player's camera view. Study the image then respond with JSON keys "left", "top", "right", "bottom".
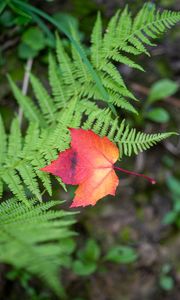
{"left": 2, "top": 2, "right": 179, "bottom": 201}
{"left": 143, "top": 79, "right": 179, "bottom": 123}
{"left": 73, "top": 239, "right": 101, "bottom": 276}
{"left": 163, "top": 176, "right": 180, "bottom": 227}
{"left": 0, "top": 1, "right": 180, "bottom": 296}
{"left": 105, "top": 245, "right": 138, "bottom": 264}
{"left": 72, "top": 239, "right": 137, "bottom": 276}
{"left": 18, "top": 26, "right": 47, "bottom": 59}
{"left": 0, "top": 198, "right": 76, "bottom": 296}
{"left": 6, "top": 268, "right": 51, "bottom": 300}
{"left": 159, "top": 264, "right": 174, "bottom": 291}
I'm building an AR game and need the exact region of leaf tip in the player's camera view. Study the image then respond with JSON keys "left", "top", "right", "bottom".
{"left": 40, "top": 166, "right": 51, "bottom": 173}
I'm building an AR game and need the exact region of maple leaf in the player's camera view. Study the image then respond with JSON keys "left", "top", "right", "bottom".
{"left": 41, "top": 128, "right": 156, "bottom": 208}
{"left": 41, "top": 128, "right": 119, "bottom": 207}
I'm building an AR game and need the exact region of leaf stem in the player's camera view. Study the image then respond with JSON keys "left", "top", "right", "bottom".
{"left": 114, "top": 166, "right": 156, "bottom": 185}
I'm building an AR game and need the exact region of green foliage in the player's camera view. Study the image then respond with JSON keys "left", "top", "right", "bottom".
{"left": 0, "top": 106, "right": 175, "bottom": 201}
{"left": 0, "top": 2, "right": 7, "bottom": 14}
{"left": 22, "top": 27, "right": 46, "bottom": 51}
{"left": 1, "top": 1, "right": 178, "bottom": 212}
{"left": 7, "top": 75, "right": 45, "bottom": 125}
{"left": 163, "top": 176, "right": 180, "bottom": 227}
{"left": 95, "top": 3, "right": 180, "bottom": 70}
{"left": 0, "top": 3, "right": 179, "bottom": 296}
{"left": 145, "top": 108, "right": 170, "bottom": 123}
{"left": 6, "top": 269, "right": 48, "bottom": 299}
{"left": 105, "top": 245, "right": 138, "bottom": 264}
{"left": 0, "top": 198, "right": 76, "bottom": 296}
{"left": 159, "top": 264, "right": 174, "bottom": 291}
{"left": 0, "top": 112, "right": 68, "bottom": 202}
{"left": 147, "top": 79, "right": 179, "bottom": 104}
{"left": 143, "top": 78, "right": 179, "bottom": 123}
{"left": 83, "top": 115, "right": 176, "bottom": 157}
{"left": 73, "top": 239, "right": 101, "bottom": 276}
{"left": 18, "top": 27, "right": 47, "bottom": 59}
{"left": 18, "top": 43, "right": 38, "bottom": 60}
{"left": 9, "top": 0, "right": 114, "bottom": 113}
{"left": 6, "top": 3, "right": 180, "bottom": 117}
{"left": 160, "top": 275, "right": 174, "bottom": 291}
{"left": 8, "top": 1, "right": 180, "bottom": 113}
{"left": 2, "top": 2, "right": 178, "bottom": 201}
{"left": 72, "top": 240, "right": 138, "bottom": 276}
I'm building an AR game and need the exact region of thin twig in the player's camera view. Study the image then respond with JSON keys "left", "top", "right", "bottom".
{"left": 18, "top": 58, "right": 33, "bottom": 126}
{"left": 1, "top": 37, "right": 19, "bottom": 52}
{"left": 163, "top": 139, "right": 180, "bottom": 156}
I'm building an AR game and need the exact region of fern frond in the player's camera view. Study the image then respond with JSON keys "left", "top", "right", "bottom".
{"left": 56, "top": 34, "right": 78, "bottom": 96}
{"left": 8, "top": 5, "right": 180, "bottom": 120}
{"left": 7, "top": 118, "right": 22, "bottom": 159}
{"left": 0, "top": 198, "right": 76, "bottom": 296}
{"left": 103, "top": 10, "right": 121, "bottom": 50}
{"left": 30, "top": 74, "right": 56, "bottom": 123}
{"left": 88, "top": 4, "right": 180, "bottom": 112}
{"left": 125, "top": 3, "right": 180, "bottom": 55}
{"left": 107, "top": 51, "right": 145, "bottom": 71}
{"left": 116, "top": 127, "right": 177, "bottom": 157}
{"left": 23, "top": 122, "right": 40, "bottom": 155}
{"left": 17, "top": 164, "right": 42, "bottom": 201}
{"left": 1, "top": 108, "right": 177, "bottom": 202}
{"left": 2, "top": 170, "right": 28, "bottom": 205}
{"left": 116, "top": 6, "right": 132, "bottom": 42}
{"left": 7, "top": 75, "right": 45, "bottom": 125}
{"left": 101, "top": 76, "right": 137, "bottom": 100}
{"left": 108, "top": 91, "right": 138, "bottom": 114}
{"left": 0, "top": 115, "right": 6, "bottom": 166}
{"left": 84, "top": 112, "right": 177, "bottom": 157}
{"left": 101, "top": 63, "right": 126, "bottom": 87}
{"left": 0, "top": 116, "right": 6, "bottom": 197}
{"left": 0, "top": 98, "right": 82, "bottom": 201}
{"left": 4, "top": 4, "right": 179, "bottom": 202}
{"left": 70, "top": 26, "right": 91, "bottom": 84}
{"left": 91, "top": 12, "right": 103, "bottom": 68}
{"left": 0, "top": 181, "right": 3, "bottom": 199}
{"left": 105, "top": 3, "right": 180, "bottom": 58}
{"left": 48, "top": 53, "right": 67, "bottom": 108}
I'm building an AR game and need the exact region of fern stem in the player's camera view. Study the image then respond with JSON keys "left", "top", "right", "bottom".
{"left": 114, "top": 166, "right": 156, "bottom": 184}
{"left": 18, "top": 58, "right": 33, "bottom": 126}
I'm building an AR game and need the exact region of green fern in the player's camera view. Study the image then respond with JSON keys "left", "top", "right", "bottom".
{"left": 0, "top": 116, "right": 6, "bottom": 197}
{"left": 0, "top": 198, "right": 76, "bottom": 296}
{"left": 2, "top": 3, "right": 179, "bottom": 201}
{"left": 9, "top": 5, "right": 180, "bottom": 117}
{"left": 102, "top": 3, "right": 180, "bottom": 58}
{"left": 30, "top": 74, "right": 56, "bottom": 124}
{"left": 0, "top": 107, "right": 176, "bottom": 201}
{"left": 1, "top": 3, "right": 179, "bottom": 297}
{"left": 83, "top": 112, "right": 177, "bottom": 157}
{"left": 90, "top": 3, "right": 180, "bottom": 108}
{"left": 7, "top": 75, "right": 45, "bottom": 125}
{"left": 48, "top": 53, "right": 67, "bottom": 108}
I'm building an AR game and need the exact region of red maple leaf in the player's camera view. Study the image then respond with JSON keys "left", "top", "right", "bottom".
{"left": 41, "top": 128, "right": 156, "bottom": 208}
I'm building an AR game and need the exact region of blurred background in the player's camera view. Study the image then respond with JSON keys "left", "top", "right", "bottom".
{"left": 0, "top": 0, "right": 180, "bottom": 299}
